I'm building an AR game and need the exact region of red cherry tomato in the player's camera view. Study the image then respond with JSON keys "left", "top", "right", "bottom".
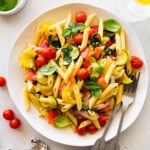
{"left": 77, "top": 68, "right": 89, "bottom": 80}
{"left": 3, "top": 109, "right": 14, "bottom": 120}
{"left": 131, "top": 56, "right": 143, "bottom": 69}
{"left": 82, "top": 60, "right": 91, "bottom": 68}
{"left": 75, "top": 11, "right": 87, "bottom": 23}
{"left": 89, "top": 25, "right": 98, "bottom": 39}
{"left": 76, "top": 126, "right": 86, "bottom": 135}
{"left": 98, "top": 114, "right": 109, "bottom": 127}
{"left": 48, "top": 47, "right": 56, "bottom": 59}
{"left": 48, "top": 110, "right": 59, "bottom": 124}
{"left": 36, "top": 55, "right": 47, "bottom": 68}
{"left": 105, "top": 40, "right": 114, "bottom": 48}
{"left": 97, "top": 75, "right": 108, "bottom": 87}
{"left": 40, "top": 39, "right": 49, "bottom": 48}
{"left": 0, "top": 76, "right": 6, "bottom": 87}
{"left": 9, "top": 118, "right": 21, "bottom": 129}
{"left": 86, "top": 124, "right": 97, "bottom": 134}
{"left": 73, "top": 33, "right": 83, "bottom": 45}
{"left": 25, "top": 71, "right": 36, "bottom": 82}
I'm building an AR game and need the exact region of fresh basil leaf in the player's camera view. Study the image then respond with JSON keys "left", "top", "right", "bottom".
{"left": 62, "top": 46, "right": 73, "bottom": 64}
{"left": 49, "top": 35, "right": 61, "bottom": 48}
{"left": 92, "top": 90, "right": 100, "bottom": 97}
{"left": 72, "top": 28, "right": 78, "bottom": 34}
{"left": 90, "top": 33, "right": 101, "bottom": 48}
{"left": 91, "top": 63, "right": 104, "bottom": 73}
{"left": 104, "top": 19, "right": 121, "bottom": 32}
{"left": 76, "top": 23, "right": 86, "bottom": 31}
{"left": 103, "top": 47, "right": 116, "bottom": 57}
{"left": 84, "top": 81, "right": 102, "bottom": 91}
{"left": 62, "top": 28, "right": 72, "bottom": 37}
{"left": 68, "top": 22, "right": 75, "bottom": 28}
{"left": 38, "top": 64, "right": 57, "bottom": 75}
{"left": 55, "top": 115, "right": 69, "bottom": 128}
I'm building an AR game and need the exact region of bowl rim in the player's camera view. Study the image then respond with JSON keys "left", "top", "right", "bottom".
{"left": 6, "top": 2, "right": 149, "bottom": 147}
{"left": 0, "top": 0, "right": 26, "bottom": 15}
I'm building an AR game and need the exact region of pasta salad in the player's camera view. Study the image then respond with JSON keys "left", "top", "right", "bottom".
{"left": 20, "top": 11, "right": 143, "bottom": 135}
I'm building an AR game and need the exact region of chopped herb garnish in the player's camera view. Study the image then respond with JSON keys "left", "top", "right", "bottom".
{"left": 62, "top": 46, "right": 73, "bottom": 64}
{"left": 90, "top": 33, "right": 101, "bottom": 48}
{"left": 91, "top": 90, "right": 101, "bottom": 97}
{"left": 49, "top": 35, "right": 61, "bottom": 48}
{"left": 103, "top": 47, "right": 116, "bottom": 57}
{"left": 84, "top": 81, "right": 102, "bottom": 91}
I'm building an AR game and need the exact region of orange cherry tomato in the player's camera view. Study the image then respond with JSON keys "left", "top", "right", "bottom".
{"left": 48, "top": 110, "right": 59, "bottom": 124}
{"left": 25, "top": 71, "right": 36, "bottom": 82}
{"left": 73, "top": 33, "right": 83, "bottom": 45}
{"left": 97, "top": 75, "right": 107, "bottom": 87}
{"left": 77, "top": 68, "right": 89, "bottom": 80}
{"left": 93, "top": 47, "right": 102, "bottom": 59}
{"left": 0, "top": 76, "right": 6, "bottom": 87}
{"left": 75, "top": 11, "right": 87, "bottom": 23}
{"left": 131, "top": 56, "right": 143, "bottom": 69}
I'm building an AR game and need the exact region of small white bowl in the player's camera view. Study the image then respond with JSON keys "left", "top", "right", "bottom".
{"left": 0, "top": 0, "right": 26, "bottom": 15}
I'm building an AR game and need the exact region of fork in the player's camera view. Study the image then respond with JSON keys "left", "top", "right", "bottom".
{"left": 104, "top": 71, "right": 140, "bottom": 150}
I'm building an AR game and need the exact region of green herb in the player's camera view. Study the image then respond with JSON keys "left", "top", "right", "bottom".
{"left": 62, "top": 22, "right": 86, "bottom": 37}
{"left": 62, "top": 46, "right": 72, "bottom": 64}
{"left": 90, "top": 33, "right": 101, "bottom": 48}
{"left": 55, "top": 115, "right": 69, "bottom": 128}
{"left": 91, "top": 63, "right": 104, "bottom": 73}
{"left": 103, "top": 47, "right": 116, "bottom": 57}
{"left": 37, "top": 64, "right": 57, "bottom": 75}
{"left": 49, "top": 35, "right": 61, "bottom": 48}
{"left": 82, "top": 106, "right": 89, "bottom": 110}
{"left": 91, "top": 90, "right": 100, "bottom": 97}
{"left": 84, "top": 81, "right": 102, "bottom": 91}
{"left": 104, "top": 19, "right": 121, "bottom": 32}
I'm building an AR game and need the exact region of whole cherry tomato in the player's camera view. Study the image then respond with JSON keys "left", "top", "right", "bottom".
{"left": 48, "top": 110, "right": 59, "bottom": 124}
{"left": 76, "top": 126, "right": 86, "bottom": 135}
{"left": 73, "top": 33, "right": 83, "bottom": 45}
{"left": 0, "top": 76, "right": 6, "bottom": 87}
{"left": 86, "top": 124, "right": 97, "bottom": 134}
{"left": 88, "top": 25, "right": 98, "bottom": 39}
{"left": 3, "top": 109, "right": 14, "bottom": 120}
{"left": 131, "top": 56, "right": 143, "bottom": 69}
{"left": 40, "top": 39, "right": 49, "bottom": 48}
{"left": 98, "top": 114, "right": 109, "bottom": 127}
{"left": 75, "top": 11, "right": 87, "bottom": 23}
{"left": 105, "top": 40, "right": 114, "bottom": 48}
{"left": 77, "top": 68, "right": 89, "bottom": 80}
{"left": 97, "top": 75, "right": 108, "bottom": 87}
{"left": 36, "top": 55, "right": 47, "bottom": 68}
{"left": 9, "top": 118, "right": 21, "bottom": 129}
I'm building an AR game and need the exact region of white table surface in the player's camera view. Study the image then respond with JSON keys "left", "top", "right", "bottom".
{"left": 0, "top": 0, "right": 150, "bottom": 149}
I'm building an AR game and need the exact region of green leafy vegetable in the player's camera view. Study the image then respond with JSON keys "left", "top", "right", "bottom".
{"left": 103, "top": 47, "right": 116, "bottom": 57}
{"left": 55, "top": 115, "right": 69, "bottom": 128}
{"left": 62, "top": 46, "right": 72, "bottom": 64}
{"left": 84, "top": 81, "right": 102, "bottom": 91}
{"left": 37, "top": 64, "right": 57, "bottom": 75}
{"left": 49, "top": 35, "right": 61, "bottom": 48}
{"left": 90, "top": 33, "right": 101, "bottom": 48}
{"left": 62, "top": 22, "right": 86, "bottom": 37}
{"left": 91, "top": 63, "right": 104, "bottom": 73}
{"left": 104, "top": 19, "right": 121, "bottom": 32}
{"left": 91, "top": 90, "right": 100, "bottom": 97}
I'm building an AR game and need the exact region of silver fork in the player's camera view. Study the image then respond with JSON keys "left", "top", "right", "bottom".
{"left": 104, "top": 71, "right": 140, "bottom": 150}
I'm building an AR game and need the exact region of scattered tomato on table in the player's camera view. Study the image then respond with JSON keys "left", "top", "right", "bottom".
{"left": 9, "top": 118, "right": 21, "bottom": 129}
{"left": 0, "top": 76, "right": 6, "bottom": 87}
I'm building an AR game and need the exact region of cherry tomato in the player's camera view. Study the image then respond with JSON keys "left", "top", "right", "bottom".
{"left": 48, "top": 47, "right": 56, "bottom": 59}
{"left": 105, "top": 40, "right": 114, "bottom": 48}
{"left": 48, "top": 110, "right": 59, "bottom": 124}
{"left": 89, "top": 25, "right": 98, "bottom": 39}
{"left": 75, "top": 11, "right": 87, "bottom": 23}
{"left": 25, "top": 71, "right": 36, "bottom": 82}
{"left": 97, "top": 75, "right": 107, "bottom": 87}
{"left": 0, "top": 76, "right": 6, "bottom": 87}
{"left": 93, "top": 47, "right": 102, "bottom": 59}
{"left": 36, "top": 55, "right": 47, "bottom": 68}
{"left": 40, "top": 39, "right": 49, "bottom": 48}
{"left": 3, "top": 109, "right": 14, "bottom": 120}
{"left": 77, "top": 68, "right": 89, "bottom": 80}
{"left": 98, "top": 114, "right": 109, "bottom": 127}
{"left": 76, "top": 126, "right": 86, "bottom": 135}
{"left": 73, "top": 33, "right": 83, "bottom": 45}
{"left": 82, "top": 60, "right": 91, "bottom": 68}
{"left": 131, "top": 56, "right": 143, "bottom": 69}
{"left": 86, "top": 124, "right": 97, "bottom": 134}
{"left": 9, "top": 118, "right": 21, "bottom": 129}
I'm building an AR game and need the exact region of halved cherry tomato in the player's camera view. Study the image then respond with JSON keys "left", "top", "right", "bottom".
{"left": 0, "top": 76, "right": 6, "bottom": 87}
{"left": 105, "top": 40, "right": 114, "bottom": 48}
{"left": 76, "top": 126, "right": 86, "bottom": 135}
{"left": 98, "top": 114, "right": 109, "bottom": 127}
{"left": 9, "top": 118, "right": 21, "bottom": 129}
{"left": 86, "top": 124, "right": 97, "bottom": 134}
{"left": 36, "top": 55, "right": 47, "bottom": 68}
{"left": 48, "top": 110, "right": 59, "bottom": 124}
{"left": 82, "top": 60, "right": 91, "bottom": 68}
{"left": 73, "top": 33, "right": 83, "bottom": 45}
{"left": 40, "top": 39, "right": 49, "bottom": 48}
{"left": 131, "top": 56, "right": 143, "bottom": 69}
{"left": 77, "top": 68, "right": 89, "bottom": 80}
{"left": 25, "top": 71, "right": 36, "bottom": 82}
{"left": 48, "top": 47, "right": 56, "bottom": 59}
{"left": 75, "top": 11, "right": 87, "bottom": 23}
{"left": 97, "top": 75, "right": 107, "bottom": 87}
{"left": 89, "top": 25, "right": 98, "bottom": 39}
{"left": 3, "top": 109, "right": 14, "bottom": 120}
{"left": 93, "top": 47, "right": 102, "bottom": 59}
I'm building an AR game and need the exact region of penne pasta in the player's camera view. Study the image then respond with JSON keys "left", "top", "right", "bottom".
{"left": 79, "top": 120, "right": 92, "bottom": 128}
{"left": 55, "top": 48, "right": 62, "bottom": 60}
{"left": 23, "top": 88, "right": 30, "bottom": 111}
{"left": 53, "top": 75, "right": 62, "bottom": 98}
{"left": 85, "top": 14, "right": 96, "bottom": 27}
{"left": 98, "top": 17, "right": 103, "bottom": 41}
{"left": 65, "top": 111, "right": 77, "bottom": 126}
{"left": 59, "top": 57, "right": 67, "bottom": 72}
{"left": 73, "top": 56, "right": 83, "bottom": 76}
{"left": 109, "top": 44, "right": 116, "bottom": 50}
{"left": 120, "top": 28, "right": 126, "bottom": 50}
{"left": 77, "top": 80, "right": 84, "bottom": 91}
{"left": 103, "top": 36, "right": 110, "bottom": 45}
{"left": 89, "top": 96, "right": 98, "bottom": 109}
{"left": 103, "top": 56, "right": 112, "bottom": 75}
{"left": 116, "top": 84, "right": 124, "bottom": 105}
{"left": 115, "top": 33, "right": 122, "bottom": 55}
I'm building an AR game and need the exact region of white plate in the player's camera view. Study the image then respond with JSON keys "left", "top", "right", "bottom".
{"left": 7, "top": 3, "right": 149, "bottom": 147}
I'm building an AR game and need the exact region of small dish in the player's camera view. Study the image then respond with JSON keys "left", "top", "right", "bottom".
{"left": 0, "top": 0, "right": 26, "bottom": 16}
